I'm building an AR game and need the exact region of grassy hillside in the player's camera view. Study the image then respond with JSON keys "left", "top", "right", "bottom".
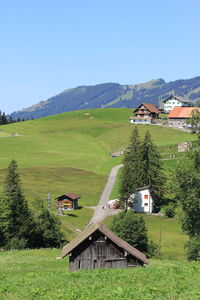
{"left": 0, "top": 248, "right": 200, "bottom": 299}
{"left": 0, "top": 108, "right": 196, "bottom": 241}
{"left": 0, "top": 108, "right": 195, "bottom": 200}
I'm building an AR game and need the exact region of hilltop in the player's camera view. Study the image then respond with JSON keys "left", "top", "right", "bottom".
{"left": 11, "top": 76, "right": 200, "bottom": 120}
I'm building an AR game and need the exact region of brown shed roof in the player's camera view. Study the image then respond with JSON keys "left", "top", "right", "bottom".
{"left": 135, "top": 103, "right": 160, "bottom": 114}
{"left": 55, "top": 193, "right": 80, "bottom": 201}
{"left": 168, "top": 107, "right": 200, "bottom": 118}
{"left": 61, "top": 222, "right": 148, "bottom": 264}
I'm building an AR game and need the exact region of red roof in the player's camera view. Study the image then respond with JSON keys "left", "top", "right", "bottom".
{"left": 56, "top": 193, "right": 80, "bottom": 201}
{"left": 168, "top": 107, "right": 200, "bottom": 118}
{"left": 135, "top": 103, "right": 160, "bottom": 114}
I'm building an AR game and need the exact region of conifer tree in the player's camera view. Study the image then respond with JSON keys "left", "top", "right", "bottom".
{"left": 8, "top": 115, "right": 14, "bottom": 124}
{"left": 4, "top": 160, "right": 36, "bottom": 249}
{"left": 119, "top": 128, "right": 165, "bottom": 209}
{"left": 0, "top": 160, "right": 65, "bottom": 249}
{"left": 0, "top": 193, "right": 11, "bottom": 247}
{"left": 1, "top": 112, "right": 8, "bottom": 125}
{"left": 140, "top": 131, "right": 165, "bottom": 207}
{"left": 119, "top": 127, "right": 142, "bottom": 203}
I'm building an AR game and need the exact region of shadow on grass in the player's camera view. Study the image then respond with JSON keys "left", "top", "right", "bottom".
{"left": 66, "top": 213, "right": 78, "bottom": 217}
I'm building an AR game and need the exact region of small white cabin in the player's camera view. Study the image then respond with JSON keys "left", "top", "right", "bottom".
{"left": 130, "top": 186, "right": 154, "bottom": 213}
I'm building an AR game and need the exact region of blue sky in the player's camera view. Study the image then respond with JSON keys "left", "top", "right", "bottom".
{"left": 1, "top": 0, "right": 200, "bottom": 113}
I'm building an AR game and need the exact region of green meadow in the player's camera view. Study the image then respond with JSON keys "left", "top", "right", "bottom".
{"left": 0, "top": 249, "right": 200, "bottom": 300}
{"left": 0, "top": 108, "right": 196, "bottom": 246}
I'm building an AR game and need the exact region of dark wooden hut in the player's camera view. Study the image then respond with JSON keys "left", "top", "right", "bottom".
{"left": 55, "top": 193, "right": 80, "bottom": 210}
{"left": 61, "top": 222, "right": 148, "bottom": 271}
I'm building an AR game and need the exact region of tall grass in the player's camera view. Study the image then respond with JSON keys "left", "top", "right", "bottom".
{"left": 0, "top": 249, "right": 199, "bottom": 299}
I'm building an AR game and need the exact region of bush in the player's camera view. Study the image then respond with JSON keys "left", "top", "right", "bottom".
{"left": 163, "top": 203, "right": 176, "bottom": 218}
{"left": 6, "top": 237, "right": 28, "bottom": 250}
{"left": 147, "top": 240, "right": 159, "bottom": 258}
{"left": 185, "top": 236, "right": 200, "bottom": 261}
{"left": 110, "top": 210, "right": 149, "bottom": 253}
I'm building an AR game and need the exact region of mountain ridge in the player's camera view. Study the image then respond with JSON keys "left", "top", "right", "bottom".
{"left": 11, "top": 76, "right": 200, "bottom": 120}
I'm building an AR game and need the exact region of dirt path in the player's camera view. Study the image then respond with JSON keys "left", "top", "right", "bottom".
{"left": 88, "top": 164, "right": 123, "bottom": 225}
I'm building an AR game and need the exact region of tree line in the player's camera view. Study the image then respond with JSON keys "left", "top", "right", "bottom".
{"left": 0, "top": 111, "right": 25, "bottom": 125}
{"left": 0, "top": 160, "right": 64, "bottom": 250}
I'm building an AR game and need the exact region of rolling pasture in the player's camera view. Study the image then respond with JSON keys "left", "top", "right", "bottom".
{"left": 0, "top": 108, "right": 196, "bottom": 251}
{"left": 0, "top": 249, "right": 200, "bottom": 300}
{"left": 0, "top": 108, "right": 195, "bottom": 202}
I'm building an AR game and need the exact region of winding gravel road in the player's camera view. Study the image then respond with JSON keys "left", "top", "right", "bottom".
{"left": 88, "top": 164, "right": 123, "bottom": 225}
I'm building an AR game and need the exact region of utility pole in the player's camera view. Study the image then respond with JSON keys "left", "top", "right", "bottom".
{"left": 47, "top": 193, "right": 51, "bottom": 212}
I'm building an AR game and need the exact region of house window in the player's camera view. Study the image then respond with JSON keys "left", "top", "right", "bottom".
{"left": 144, "top": 203, "right": 148, "bottom": 206}
{"left": 144, "top": 195, "right": 148, "bottom": 199}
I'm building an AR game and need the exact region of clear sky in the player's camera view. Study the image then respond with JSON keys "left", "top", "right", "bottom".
{"left": 1, "top": 0, "right": 200, "bottom": 113}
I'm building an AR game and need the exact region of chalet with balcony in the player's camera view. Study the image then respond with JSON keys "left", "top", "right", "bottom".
{"left": 130, "top": 103, "right": 160, "bottom": 124}
{"left": 55, "top": 192, "right": 80, "bottom": 210}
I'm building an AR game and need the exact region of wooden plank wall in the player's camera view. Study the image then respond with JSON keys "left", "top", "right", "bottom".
{"left": 69, "top": 232, "right": 141, "bottom": 271}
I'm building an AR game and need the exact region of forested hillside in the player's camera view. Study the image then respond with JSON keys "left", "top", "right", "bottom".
{"left": 11, "top": 76, "right": 200, "bottom": 120}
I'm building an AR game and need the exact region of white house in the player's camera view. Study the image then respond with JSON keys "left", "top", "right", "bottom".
{"left": 163, "top": 95, "right": 190, "bottom": 113}
{"left": 129, "top": 186, "right": 154, "bottom": 213}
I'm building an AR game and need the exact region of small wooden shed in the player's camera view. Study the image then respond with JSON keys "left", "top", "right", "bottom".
{"left": 55, "top": 193, "right": 80, "bottom": 210}
{"left": 61, "top": 222, "right": 148, "bottom": 271}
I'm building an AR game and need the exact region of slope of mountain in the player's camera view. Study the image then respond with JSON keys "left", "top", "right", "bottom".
{"left": 11, "top": 76, "right": 200, "bottom": 120}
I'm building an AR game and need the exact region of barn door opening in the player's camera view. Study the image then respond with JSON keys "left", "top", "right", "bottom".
{"left": 94, "top": 260, "right": 98, "bottom": 269}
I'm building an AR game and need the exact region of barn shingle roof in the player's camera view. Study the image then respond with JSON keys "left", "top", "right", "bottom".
{"left": 61, "top": 222, "right": 148, "bottom": 264}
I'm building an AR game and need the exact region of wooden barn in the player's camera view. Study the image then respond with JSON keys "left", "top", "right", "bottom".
{"left": 61, "top": 222, "right": 148, "bottom": 271}
{"left": 55, "top": 193, "right": 80, "bottom": 210}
